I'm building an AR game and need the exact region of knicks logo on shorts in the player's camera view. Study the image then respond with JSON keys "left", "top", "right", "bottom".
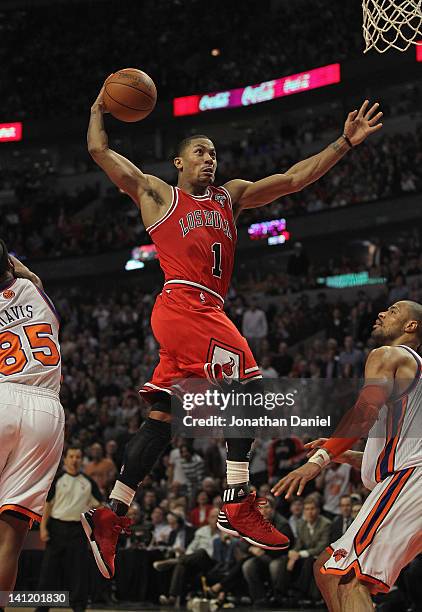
{"left": 2, "top": 290, "right": 15, "bottom": 299}
{"left": 333, "top": 548, "right": 348, "bottom": 562}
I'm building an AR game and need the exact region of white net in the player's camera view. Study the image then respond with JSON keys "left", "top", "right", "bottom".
{"left": 362, "top": 0, "right": 422, "bottom": 52}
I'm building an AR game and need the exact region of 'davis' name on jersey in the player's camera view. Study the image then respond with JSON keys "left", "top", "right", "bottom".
{"left": 0, "top": 304, "right": 34, "bottom": 327}
{"left": 179, "top": 209, "right": 233, "bottom": 240}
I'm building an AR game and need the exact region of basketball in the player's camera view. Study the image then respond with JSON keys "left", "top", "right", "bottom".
{"left": 104, "top": 68, "right": 157, "bottom": 122}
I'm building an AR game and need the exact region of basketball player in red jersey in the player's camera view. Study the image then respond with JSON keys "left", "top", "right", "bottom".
{"left": 82, "top": 81, "right": 383, "bottom": 580}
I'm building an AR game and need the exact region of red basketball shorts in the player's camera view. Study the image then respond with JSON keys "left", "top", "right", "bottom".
{"left": 140, "top": 285, "right": 261, "bottom": 403}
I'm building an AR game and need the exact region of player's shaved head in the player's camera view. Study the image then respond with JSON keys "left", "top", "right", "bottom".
{"left": 0, "top": 239, "right": 10, "bottom": 276}
{"left": 176, "top": 134, "right": 213, "bottom": 157}
{"left": 402, "top": 300, "right": 422, "bottom": 341}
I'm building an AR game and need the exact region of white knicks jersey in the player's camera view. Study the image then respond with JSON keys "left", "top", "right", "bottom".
{"left": 0, "top": 278, "right": 61, "bottom": 393}
{"left": 362, "top": 345, "right": 422, "bottom": 490}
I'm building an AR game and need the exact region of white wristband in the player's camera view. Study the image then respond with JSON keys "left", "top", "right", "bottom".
{"left": 308, "top": 448, "right": 331, "bottom": 468}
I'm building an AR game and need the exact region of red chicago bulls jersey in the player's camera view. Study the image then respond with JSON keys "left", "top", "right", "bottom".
{"left": 146, "top": 185, "right": 236, "bottom": 302}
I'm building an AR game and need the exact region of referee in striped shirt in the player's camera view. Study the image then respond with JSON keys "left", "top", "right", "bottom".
{"left": 35, "top": 444, "right": 102, "bottom": 612}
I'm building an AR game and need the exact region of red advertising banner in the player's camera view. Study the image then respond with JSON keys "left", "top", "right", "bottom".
{"left": 0, "top": 123, "right": 23, "bottom": 142}
{"left": 173, "top": 63, "right": 341, "bottom": 117}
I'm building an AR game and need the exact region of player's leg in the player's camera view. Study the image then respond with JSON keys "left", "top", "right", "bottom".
{"left": 0, "top": 387, "right": 64, "bottom": 594}
{"left": 217, "top": 378, "right": 290, "bottom": 550}
{"left": 110, "top": 397, "right": 172, "bottom": 516}
{"left": 0, "top": 511, "right": 29, "bottom": 591}
{"left": 314, "top": 551, "right": 341, "bottom": 612}
{"left": 337, "top": 571, "right": 373, "bottom": 611}
{"left": 81, "top": 395, "right": 172, "bottom": 579}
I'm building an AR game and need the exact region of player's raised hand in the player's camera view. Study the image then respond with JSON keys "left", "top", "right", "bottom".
{"left": 91, "top": 75, "right": 113, "bottom": 114}
{"left": 343, "top": 100, "right": 383, "bottom": 146}
{"left": 271, "top": 462, "right": 321, "bottom": 499}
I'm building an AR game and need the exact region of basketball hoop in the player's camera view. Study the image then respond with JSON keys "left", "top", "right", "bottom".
{"left": 362, "top": 0, "right": 422, "bottom": 53}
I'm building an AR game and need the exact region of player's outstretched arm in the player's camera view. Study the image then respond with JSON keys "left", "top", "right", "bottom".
{"left": 9, "top": 254, "right": 43, "bottom": 290}
{"left": 226, "top": 100, "right": 383, "bottom": 214}
{"left": 305, "top": 438, "right": 364, "bottom": 470}
{"left": 270, "top": 346, "right": 399, "bottom": 499}
{"left": 87, "top": 84, "right": 172, "bottom": 216}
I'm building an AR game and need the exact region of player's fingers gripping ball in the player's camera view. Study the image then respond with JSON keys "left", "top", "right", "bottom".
{"left": 104, "top": 68, "right": 157, "bottom": 122}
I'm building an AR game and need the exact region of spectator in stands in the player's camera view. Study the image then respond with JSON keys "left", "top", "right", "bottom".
{"left": 351, "top": 502, "right": 363, "bottom": 519}
{"left": 242, "top": 298, "right": 268, "bottom": 359}
{"left": 201, "top": 477, "right": 220, "bottom": 501}
{"left": 268, "top": 437, "right": 306, "bottom": 484}
{"left": 139, "top": 490, "right": 159, "bottom": 521}
{"left": 104, "top": 439, "right": 119, "bottom": 470}
{"left": 276, "top": 497, "right": 331, "bottom": 604}
{"left": 189, "top": 491, "right": 213, "bottom": 528}
{"left": 259, "top": 355, "right": 279, "bottom": 378}
{"left": 179, "top": 444, "right": 205, "bottom": 502}
{"left": 326, "top": 307, "right": 347, "bottom": 345}
{"left": 316, "top": 462, "right": 353, "bottom": 519}
{"left": 288, "top": 498, "right": 305, "bottom": 539}
{"left": 321, "top": 341, "right": 341, "bottom": 378}
{"left": 168, "top": 437, "right": 188, "bottom": 488}
{"left": 203, "top": 439, "right": 225, "bottom": 481}
{"left": 150, "top": 507, "right": 171, "bottom": 546}
{"left": 167, "top": 513, "right": 195, "bottom": 556}
{"left": 153, "top": 508, "right": 220, "bottom": 606}
{"left": 329, "top": 495, "right": 353, "bottom": 542}
{"left": 83, "top": 442, "right": 117, "bottom": 496}
{"left": 388, "top": 273, "right": 409, "bottom": 304}
{"left": 272, "top": 342, "right": 293, "bottom": 377}
{"left": 338, "top": 335, "right": 364, "bottom": 377}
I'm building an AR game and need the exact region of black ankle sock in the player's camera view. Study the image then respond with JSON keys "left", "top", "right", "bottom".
{"left": 110, "top": 499, "right": 129, "bottom": 517}
{"left": 223, "top": 482, "right": 250, "bottom": 503}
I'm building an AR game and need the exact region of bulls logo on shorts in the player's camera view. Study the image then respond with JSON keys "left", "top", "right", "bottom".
{"left": 222, "top": 356, "right": 236, "bottom": 378}
{"left": 209, "top": 342, "right": 241, "bottom": 381}
{"left": 2, "top": 290, "right": 15, "bottom": 299}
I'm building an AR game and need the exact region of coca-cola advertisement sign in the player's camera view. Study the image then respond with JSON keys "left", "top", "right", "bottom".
{"left": 241, "top": 81, "right": 276, "bottom": 106}
{"left": 173, "top": 63, "right": 340, "bottom": 116}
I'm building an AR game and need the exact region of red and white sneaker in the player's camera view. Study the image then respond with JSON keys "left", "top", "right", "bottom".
{"left": 217, "top": 491, "right": 290, "bottom": 550}
{"left": 81, "top": 506, "right": 132, "bottom": 578}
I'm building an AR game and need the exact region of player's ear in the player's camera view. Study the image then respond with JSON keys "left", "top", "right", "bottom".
{"left": 174, "top": 156, "right": 183, "bottom": 171}
{"left": 405, "top": 319, "right": 418, "bottom": 334}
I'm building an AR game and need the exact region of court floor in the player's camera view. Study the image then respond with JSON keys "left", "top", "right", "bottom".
{"left": 5, "top": 604, "right": 321, "bottom": 612}
{"left": 8, "top": 607, "right": 325, "bottom": 612}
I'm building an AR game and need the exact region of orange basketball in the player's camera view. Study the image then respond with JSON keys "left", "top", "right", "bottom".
{"left": 104, "top": 68, "right": 157, "bottom": 122}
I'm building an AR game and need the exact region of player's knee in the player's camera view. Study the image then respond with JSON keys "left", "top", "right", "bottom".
{"left": 149, "top": 396, "right": 173, "bottom": 422}
{"left": 149, "top": 409, "right": 172, "bottom": 422}
{"left": 0, "top": 514, "right": 28, "bottom": 555}
{"left": 338, "top": 570, "right": 362, "bottom": 601}
{"left": 313, "top": 551, "right": 332, "bottom": 585}
{"left": 149, "top": 393, "right": 173, "bottom": 416}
